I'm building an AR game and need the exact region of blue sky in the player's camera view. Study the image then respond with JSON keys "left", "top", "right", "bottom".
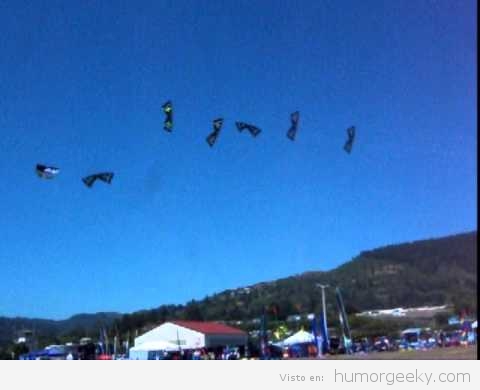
{"left": 0, "top": 0, "right": 476, "bottom": 319}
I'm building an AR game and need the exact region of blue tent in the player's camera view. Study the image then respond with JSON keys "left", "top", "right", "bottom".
{"left": 19, "top": 345, "right": 68, "bottom": 360}
{"left": 46, "top": 345, "right": 67, "bottom": 357}
{"left": 19, "top": 349, "right": 49, "bottom": 360}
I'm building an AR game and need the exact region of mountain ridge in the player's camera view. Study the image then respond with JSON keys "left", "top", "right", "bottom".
{"left": 0, "top": 230, "right": 476, "bottom": 353}
{"left": 111, "top": 230, "right": 476, "bottom": 336}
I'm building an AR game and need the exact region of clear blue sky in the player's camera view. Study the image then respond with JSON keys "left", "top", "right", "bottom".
{"left": 0, "top": 0, "right": 476, "bottom": 319}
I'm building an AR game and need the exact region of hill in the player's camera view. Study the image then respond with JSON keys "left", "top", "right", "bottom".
{"left": 0, "top": 312, "right": 121, "bottom": 354}
{"left": 0, "top": 231, "right": 476, "bottom": 353}
{"left": 114, "top": 231, "right": 477, "bottom": 334}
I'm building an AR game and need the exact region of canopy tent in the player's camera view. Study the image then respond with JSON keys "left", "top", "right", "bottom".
{"left": 19, "top": 349, "right": 49, "bottom": 360}
{"left": 19, "top": 345, "right": 67, "bottom": 360}
{"left": 130, "top": 321, "right": 247, "bottom": 359}
{"left": 129, "top": 340, "right": 180, "bottom": 360}
{"left": 130, "top": 340, "right": 179, "bottom": 352}
{"left": 134, "top": 321, "right": 247, "bottom": 350}
{"left": 45, "top": 345, "right": 68, "bottom": 356}
{"left": 401, "top": 328, "right": 422, "bottom": 335}
{"left": 280, "top": 330, "right": 315, "bottom": 346}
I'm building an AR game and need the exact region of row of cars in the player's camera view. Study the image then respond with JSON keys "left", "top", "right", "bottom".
{"left": 348, "top": 330, "right": 473, "bottom": 354}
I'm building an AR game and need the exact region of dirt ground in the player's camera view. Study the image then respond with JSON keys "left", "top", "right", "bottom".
{"left": 325, "top": 346, "right": 477, "bottom": 360}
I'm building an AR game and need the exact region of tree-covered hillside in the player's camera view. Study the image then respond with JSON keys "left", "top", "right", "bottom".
{"left": 1, "top": 231, "right": 476, "bottom": 355}
{"left": 113, "top": 231, "right": 477, "bottom": 334}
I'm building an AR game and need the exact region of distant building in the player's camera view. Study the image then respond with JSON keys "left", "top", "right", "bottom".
{"left": 356, "top": 305, "right": 448, "bottom": 318}
{"left": 16, "top": 329, "right": 33, "bottom": 344}
{"left": 15, "top": 329, "right": 37, "bottom": 352}
{"left": 79, "top": 337, "right": 92, "bottom": 345}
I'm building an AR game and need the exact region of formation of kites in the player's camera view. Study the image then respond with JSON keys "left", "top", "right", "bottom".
{"left": 36, "top": 101, "right": 356, "bottom": 186}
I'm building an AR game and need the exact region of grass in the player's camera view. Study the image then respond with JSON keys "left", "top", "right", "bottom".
{"left": 325, "top": 346, "right": 477, "bottom": 360}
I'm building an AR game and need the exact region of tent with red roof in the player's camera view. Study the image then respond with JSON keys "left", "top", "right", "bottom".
{"left": 133, "top": 321, "right": 247, "bottom": 353}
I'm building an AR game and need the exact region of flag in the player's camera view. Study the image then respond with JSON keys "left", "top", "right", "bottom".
{"left": 335, "top": 287, "right": 352, "bottom": 353}
{"left": 98, "top": 328, "right": 104, "bottom": 355}
{"left": 311, "top": 315, "right": 322, "bottom": 357}
{"left": 319, "top": 312, "right": 329, "bottom": 354}
{"left": 113, "top": 335, "right": 118, "bottom": 357}
{"left": 260, "top": 310, "right": 269, "bottom": 359}
{"left": 104, "top": 328, "right": 109, "bottom": 355}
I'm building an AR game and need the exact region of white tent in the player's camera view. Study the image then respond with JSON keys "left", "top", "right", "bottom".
{"left": 280, "top": 330, "right": 315, "bottom": 346}
{"left": 134, "top": 321, "right": 247, "bottom": 350}
{"left": 129, "top": 340, "right": 179, "bottom": 360}
{"left": 131, "top": 340, "right": 179, "bottom": 352}
{"left": 129, "top": 321, "right": 247, "bottom": 359}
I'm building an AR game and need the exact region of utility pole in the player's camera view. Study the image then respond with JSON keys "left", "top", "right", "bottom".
{"left": 316, "top": 283, "right": 330, "bottom": 351}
